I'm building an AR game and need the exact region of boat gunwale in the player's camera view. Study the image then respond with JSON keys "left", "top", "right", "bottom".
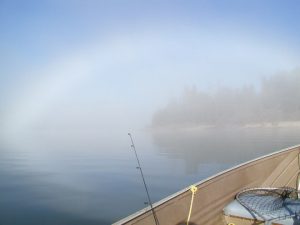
{"left": 113, "top": 144, "right": 300, "bottom": 225}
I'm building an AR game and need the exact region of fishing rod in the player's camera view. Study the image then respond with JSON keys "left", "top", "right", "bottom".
{"left": 128, "top": 133, "right": 160, "bottom": 225}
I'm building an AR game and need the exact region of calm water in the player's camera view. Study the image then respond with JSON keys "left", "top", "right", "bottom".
{"left": 0, "top": 127, "right": 300, "bottom": 224}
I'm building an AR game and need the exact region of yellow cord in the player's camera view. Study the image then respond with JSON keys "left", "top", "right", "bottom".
{"left": 187, "top": 185, "right": 198, "bottom": 225}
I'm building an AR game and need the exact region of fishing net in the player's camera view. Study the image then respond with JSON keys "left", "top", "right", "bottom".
{"left": 236, "top": 187, "right": 300, "bottom": 224}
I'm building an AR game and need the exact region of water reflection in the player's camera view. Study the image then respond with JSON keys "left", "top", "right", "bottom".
{"left": 151, "top": 126, "right": 300, "bottom": 174}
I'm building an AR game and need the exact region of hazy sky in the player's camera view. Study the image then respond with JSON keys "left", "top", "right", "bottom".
{"left": 1, "top": 0, "right": 300, "bottom": 136}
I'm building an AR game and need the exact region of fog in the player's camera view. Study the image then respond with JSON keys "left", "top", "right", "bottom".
{"left": 150, "top": 69, "right": 300, "bottom": 172}
{"left": 152, "top": 69, "right": 300, "bottom": 129}
{"left": 2, "top": 2, "right": 300, "bottom": 224}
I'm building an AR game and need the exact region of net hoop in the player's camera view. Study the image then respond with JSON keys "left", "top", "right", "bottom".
{"left": 236, "top": 187, "right": 300, "bottom": 222}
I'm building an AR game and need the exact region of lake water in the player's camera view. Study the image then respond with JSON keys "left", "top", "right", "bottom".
{"left": 0, "top": 127, "right": 300, "bottom": 225}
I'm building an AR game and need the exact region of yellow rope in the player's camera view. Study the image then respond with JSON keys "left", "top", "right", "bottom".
{"left": 186, "top": 185, "right": 198, "bottom": 225}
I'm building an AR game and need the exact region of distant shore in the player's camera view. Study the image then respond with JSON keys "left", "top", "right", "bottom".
{"left": 150, "top": 121, "right": 300, "bottom": 132}
{"left": 243, "top": 121, "right": 300, "bottom": 128}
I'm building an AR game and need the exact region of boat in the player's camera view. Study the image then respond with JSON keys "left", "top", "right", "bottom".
{"left": 113, "top": 144, "right": 300, "bottom": 225}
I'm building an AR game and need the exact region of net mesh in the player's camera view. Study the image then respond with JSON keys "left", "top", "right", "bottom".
{"left": 236, "top": 187, "right": 300, "bottom": 223}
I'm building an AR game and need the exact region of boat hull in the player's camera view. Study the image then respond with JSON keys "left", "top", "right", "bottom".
{"left": 114, "top": 145, "right": 300, "bottom": 225}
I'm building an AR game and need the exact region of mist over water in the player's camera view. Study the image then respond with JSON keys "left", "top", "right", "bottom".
{"left": 1, "top": 70, "right": 300, "bottom": 224}
{"left": 1, "top": 65, "right": 300, "bottom": 225}
{"left": 2, "top": 1, "right": 300, "bottom": 224}
{"left": 1, "top": 52, "right": 300, "bottom": 225}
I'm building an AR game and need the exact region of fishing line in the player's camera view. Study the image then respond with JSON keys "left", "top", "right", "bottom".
{"left": 128, "top": 133, "right": 160, "bottom": 225}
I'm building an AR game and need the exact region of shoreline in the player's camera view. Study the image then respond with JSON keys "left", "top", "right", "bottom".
{"left": 149, "top": 121, "right": 300, "bottom": 132}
